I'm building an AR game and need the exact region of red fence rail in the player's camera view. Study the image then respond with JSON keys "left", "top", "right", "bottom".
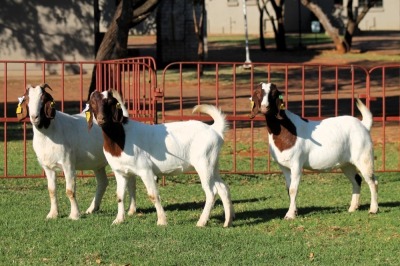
{"left": 0, "top": 57, "right": 157, "bottom": 178}
{"left": 1, "top": 59, "right": 399, "bottom": 178}
{"left": 161, "top": 62, "right": 400, "bottom": 174}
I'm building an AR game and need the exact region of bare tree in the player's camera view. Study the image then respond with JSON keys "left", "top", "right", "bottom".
{"left": 269, "top": 0, "right": 286, "bottom": 51}
{"left": 343, "top": 0, "right": 378, "bottom": 51}
{"left": 256, "top": 0, "right": 286, "bottom": 51}
{"left": 257, "top": 0, "right": 268, "bottom": 51}
{"left": 301, "top": 0, "right": 378, "bottom": 53}
{"left": 192, "top": 0, "right": 206, "bottom": 74}
{"left": 87, "top": 0, "right": 160, "bottom": 100}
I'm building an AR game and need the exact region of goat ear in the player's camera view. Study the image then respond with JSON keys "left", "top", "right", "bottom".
{"left": 275, "top": 93, "right": 285, "bottom": 120}
{"left": 16, "top": 98, "right": 28, "bottom": 121}
{"left": 112, "top": 102, "right": 124, "bottom": 123}
{"left": 86, "top": 110, "right": 94, "bottom": 130}
{"left": 44, "top": 100, "right": 56, "bottom": 119}
{"left": 249, "top": 88, "right": 262, "bottom": 119}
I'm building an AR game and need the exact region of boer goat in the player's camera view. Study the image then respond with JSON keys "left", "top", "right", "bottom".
{"left": 17, "top": 84, "right": 136, "bottom": 220}
{"left": 87, "top": 90, "right": 234, "bottom": 227}
{"left": 249, "top": 82, "right": 378, "bottom": 219}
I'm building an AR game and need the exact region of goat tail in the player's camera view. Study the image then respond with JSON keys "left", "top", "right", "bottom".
{"left": 356, "top": 98, "right": 373, "bottom": 131}
{"left": 193, "top": 104, "right": 227, "bottom": 139}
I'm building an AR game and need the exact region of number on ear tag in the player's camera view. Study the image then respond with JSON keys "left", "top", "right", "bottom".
{"left": 16, "top": 104, "right": 22, "bottom": 114}
{"left": 85, "top": 111, "right": 91, "bottom": 122}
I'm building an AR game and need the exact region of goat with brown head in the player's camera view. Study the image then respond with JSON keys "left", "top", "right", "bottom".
{"left": 247, "top": 82, "right": 378, "bottom": 220}
{"left": 18, "top": 83, "right": 56, "bottom": 129}
{"left": 249, "top": 83, "right": 285, "bottom": 120}
{"left": 87, "top": 90, "right": 127, "bottom": 130}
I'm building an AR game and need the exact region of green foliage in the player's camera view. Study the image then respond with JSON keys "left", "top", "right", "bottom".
{"left": 1, "top": 172, "right": 399, "bottom": 265}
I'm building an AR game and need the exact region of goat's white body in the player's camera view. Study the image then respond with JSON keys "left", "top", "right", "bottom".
{"left": 95, "top": 97, "right": 233, "bottom": 227}
{"left": 31, "top": 111, "right": 114, "bottom": 219}
{"left": 32, "top": 112, "right": 106, "bottom": 171}
{"left": 27, "top": 85, "right": 136, "bottom": 220}
{"left": 273, "top": 109, "right": 377, "bottom": 220}
{"left": 108, "top": 120, "right": 220, "bottom": 176}
{"left": 270, "top": 111, "right": 374, "bottom": 172}
{"left": 253, "top": 83, "right": 378, "bottom": 219}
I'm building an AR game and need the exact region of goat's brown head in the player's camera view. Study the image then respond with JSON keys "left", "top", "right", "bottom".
{"left": 249, "top": 83, "right": 285, "bottom": 119}
{"left": 87, "top": 90, "right": 127, "bottom": 130}
{"left": 18, "top": 83, "right": 56, "bottom": 128}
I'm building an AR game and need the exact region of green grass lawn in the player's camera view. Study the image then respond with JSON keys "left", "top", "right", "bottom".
{"left": 1, "top": 172, "right": 399, "bottom": 265}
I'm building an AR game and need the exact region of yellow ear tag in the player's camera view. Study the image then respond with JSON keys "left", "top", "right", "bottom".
{"left": 85, "top": 111, "right": 91, "bottom": 122}
{"left": 50, "top": 101, "right": 55, "bottom": 108}
{"left": 116, "top": 103, "right": 121, "bottom": 109}
{"left": 250, "top": 101, "right": 254, "bottom": 109}
{"left": 279, "top": 95, "right": 285, "bottom": 110}
{"left": 16, "top": 104, "right": 22, "bottom": 114}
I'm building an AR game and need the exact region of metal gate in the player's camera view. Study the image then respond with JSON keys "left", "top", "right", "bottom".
{"left": 1, "top": 58, "right": 399, "bottom": 178}
{"left": 0, "top": 57, "right": 158, "bottom": 178}
{"left": 160, "top": 62, "right": 400, "bottom": 174}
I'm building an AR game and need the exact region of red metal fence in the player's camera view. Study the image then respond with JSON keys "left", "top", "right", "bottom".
{"left": 161, "top": 62, "right": 400, "bottom": 174}
{"left": 1, "top": 58, "right": 399, "bottom": 178}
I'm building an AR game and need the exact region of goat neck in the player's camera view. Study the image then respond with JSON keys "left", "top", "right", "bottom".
{"left": 88, "top": 90, "right": 126, "bottom": 157}
{"left": 264, "top": 110, "right": 297, "bottom": 152}
{"left": 100, "top": 121, "right": 126, "bottom": 157}
{"left": 250, "top": 82, "right": 297, "bottom": 152}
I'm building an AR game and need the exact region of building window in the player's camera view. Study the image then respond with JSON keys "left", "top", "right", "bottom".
{"left": 246, "top": 0, "right": 258, "bottom": 6}
{"left": 227, "top": 0, "right": 239, "bottom": 7}
{"left": 359, "top": 0, "right": 383, "bottom": 8}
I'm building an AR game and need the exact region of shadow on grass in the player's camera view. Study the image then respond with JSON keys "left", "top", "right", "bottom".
{"left": 79, "top": 199, "right": 400, "bottom": 225}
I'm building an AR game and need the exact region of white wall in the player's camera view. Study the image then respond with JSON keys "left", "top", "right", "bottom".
{"left": 358, "top": 1, "right": 400, "bottom": 30}
{"left": 206, "top": 0, "right": 261, "bottom": 35}
{"left": 205, "top": 0, "right": 400, "bottom": 36}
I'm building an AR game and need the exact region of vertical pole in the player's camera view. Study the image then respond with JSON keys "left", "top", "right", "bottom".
{"left": 242, "top": 0, "right": 252, "bottom": 67}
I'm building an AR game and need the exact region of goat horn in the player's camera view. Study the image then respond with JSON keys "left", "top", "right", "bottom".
{"left": 40, "top": 83, "right": 53, "bottom": 91}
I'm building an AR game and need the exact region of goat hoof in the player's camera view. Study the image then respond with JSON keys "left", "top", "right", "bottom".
{"left": 223, "top": 221, "right": 233, "bottom": 228}
{"left": 46, "top": 213, "right": 58, "bottom": 219}
{"left": 157, "top": 220, "right": 167, "bottom": 226}
{"left": 196, "top": 221, "right": 207, "bottom": 227}
{"left": 69, "top": 214, "right": 80, "bottom": 220}
{"left": 369, "top": 209, "right": 378, "bottom": 214}
{"left": 85, "top": 206, "right": 99, "bottom": 214}
{"left": 127, "top": 209, "right": 136, "bottom": 216}
{"left": 284, "top": 213, "right": 296, "bottom": 220}
{"left": 112, "top": 218, "right": 124, "bottom": 225}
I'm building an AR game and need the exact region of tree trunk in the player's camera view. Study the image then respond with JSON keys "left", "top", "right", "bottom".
{"left": 193, "top": 0, "right": 205, "bottom": 74}
{"left": 270, "top": 0, "right": 286, "bottom": 51}
{"left": 343, "top": 0, "right": 377, "bottom": 51}
{"left": 301, "top": 0, "right": 346, "bottom": 53}
{"left": 343, "top": 0, "right": 356, "bottom": 51}
{"left": 257, "top": 0, "right": 268, "bottom": 51}
{"left": 87, "top": 0, "right": 160, "bottom": 100}
{"left": 301, "top": 0, "right": 376, "bottom": 53}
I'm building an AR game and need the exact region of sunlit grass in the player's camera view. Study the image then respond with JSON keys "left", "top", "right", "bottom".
{"left": 1, "top": 172, "right": 399, "bottom": 265}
